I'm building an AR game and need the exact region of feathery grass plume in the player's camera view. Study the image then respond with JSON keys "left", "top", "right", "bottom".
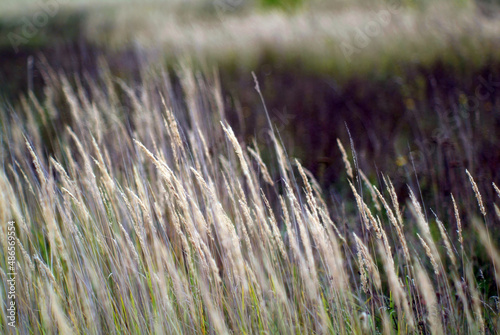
{"left": 62, "top": 75, "right": 83, "bottom": 127}
{"left": 434, "top": 214, "right": 457, "bottom": 268}
{"left": 279, "top": 194, "right": 307, "bottom": 274}
{"left": 377, "top": 242, "right": 415, "bottom": 330}
{"left": 373, "top": 185, "right": 410, "bottom": 262}
{"left": 237, "top": 197, "right": 256, "bottom": 254}
{"left": 117, "top": 221, "right": 140, "bottom": 263}
{"left": 25, "top": 137, "right": 47, "bottom": 187}
{"left": 495, "top": 204, "right": 500, "bottom": 220}
{"left": 301, "top": 164, "right": 323, "bottom": 202}
{"left": 17, "top": 237, "right": 34, "bottom": 272}
{"left": 359, "top": 170, "right": 381, "bottom": 211}
{"left": 90, "top": 135, "right": 115, "bottom": 193}
{"left": 35, "top": 277, "right": 52, "bottom": 331}
{"left": 196, "top": 125, "right": 213, "bottom": 168}
{"left": 408, "top": 187, "right": 430, "bottom": 235}
{"left": 373, "top": 185, "right": 397, "bottom": 229}
{"left": 363, "top": 203, "right": 381, "bottom": 239}
{"left": 33, "top": 255, "right": 59, "bottom": 291}
{"left": 493, "top": 182, "right": 500, "bottom": 199}
{"left": 118, "top": 189, "right": 146, "bottom": 249}
{"left": 417, "top": 233, "right": 440, "bottom": 275}
{"left": 353, "top": 233, "right": 381, "bottom": 291}
{"left": 163, "top": 99, "right": 184, "bottom": 157}
{"left": 248, "top": 146, "right": 274, "bottom": 186}
{"left": 50, "top": 284, "right": 75, "bottom": 334}
{"left": 261, "top": 190, "right": 288, "bottom": 260}
{"left": 221, "top": 121, "right": 260, "bottom": 206}
{"left": 466, "top": 169, "right": 486, "bottom": 216}
{"left": 296, "top": 159, "right": 320, "bottom": 223}
{"left": 451, "top": 194, "right": 463, "bottom": 249}
{"left": 377, "top": 216, "right": 394, "bottom": 266}
{"left": 337, "top": 138, "right": 353, "bottom": 179}
{"left": 286, "top": 183, "right": 319, "bottom": 296}
{"left": 414, "top": 263, "right": 444, "bottom": 335}
{"left": 348, "top": 180, "right": 370, "bottom": 232}
{"left": 50, "top": 157, "right": 74, "bottom": 190}
{"left": 318, "top": 207, "right": 346, "bottom": 244}
{"left": 13, "top": 161, "right": 35, "bottom": 196}
{"left": 383, "top": 175, "right": 403, "bottom": 227}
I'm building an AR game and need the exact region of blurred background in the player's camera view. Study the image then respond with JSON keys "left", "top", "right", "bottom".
{"left": 1, "top": 0, "right": 499, "bottom": 222}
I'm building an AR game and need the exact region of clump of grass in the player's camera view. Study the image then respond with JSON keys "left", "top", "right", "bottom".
{"left": 0, "top": 66, "right": 499, "bottom": 334}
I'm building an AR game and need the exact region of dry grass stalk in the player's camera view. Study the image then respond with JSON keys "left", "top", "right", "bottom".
{"left": 493, "top": 182, "right": 500, "bottom": 199}
{"left": 337, "top": 138, "right": 353, "bottom": 179}
{"left": 383, "top": 175, "right": 403, "bottom": 227}
{"left": 25, "top": 137, "right": 47, "bottom": 186}
{"left": 435, "top": 216, "right": 457, "bottom": 267}
{"left": 417, "top": 233, "right": 440, "bottom": 275}
{"left": 248, "top": 147, "right": 274, "bottom": 186}
{"left": 319, "top": 207, "right": 346, "bottom": 244}
{"left": 349, "top": 180, "right": 371, "bottom": 232}
{"left": 415, "top": 264, "right": 444, "bottom": 335}
{"left": 359, "top": 170, "right": 381, "bottom": 211}
{"left": 408, "top": 187, "right": 430, "bottom": 235}
{"left": 374, "top": 183, "right": 410, "bottom": 263}
{"left": 466, "top": 169, "right": 486, "bottom": 216}
{"left": 378, "top": 242, "right": 415, "bottom": 330}
{"left": 353, "top": 233, "right": 381, "bottom": 291}
{"left": 3, "top": 64, "right": 499, "bottom": 335}
{"left": 451, "top": 194, "right": 464, "bottom": 249}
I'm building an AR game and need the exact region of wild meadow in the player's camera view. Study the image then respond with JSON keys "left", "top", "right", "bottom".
{"left": 1, "top": 0, "right": 500, "bottom": 334}
{"left": 0, "top": 65, "right": 498, "bottom": 334}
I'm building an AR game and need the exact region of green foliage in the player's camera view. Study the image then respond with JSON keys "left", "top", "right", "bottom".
{"left": 259, "top": 0, "right": 304, "bottom": 10}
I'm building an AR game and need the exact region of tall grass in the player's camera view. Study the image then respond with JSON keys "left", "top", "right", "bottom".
{"left": 0, "top": 66, "right": 499, "bottom": 334}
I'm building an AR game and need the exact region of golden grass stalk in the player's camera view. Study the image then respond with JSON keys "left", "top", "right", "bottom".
{"left": 414, "top": 263, "right": 444, "bottom": 335}
{"left": 25, "top": 137, "right": 47, "bottom": 186}
{"left": 466, "top": 169, "right": 486, "bottom": 217}
{"left": 359, "top": 170, "right": 381, "bottom": 211}
{"left": 493, "top": 182, "right": 500, "bottom": 199}
{"left": 353, "top": 233, "right": 381, "bottom": 291}
{"left": 337, "top": 138, "right": 353, "bottom": 179}
{"left": 349, "top": 180, "right": 371, "bottom": 232}
{"left": 378, "top": 242, "right": 415, "bottom": 330}
{"left": 383, "top": 175, "right": 403, "bottom": 227}
{"left": 417, "top": 233, "right": 440, "bottom": 275}
{"left": 3, "top": 64, "right": 499, "bottom": 334}
{"left": 435, "top": 216, "right": 457, "bottom": 268}
{"left": 374, "top": 185, "right": 410, "bottom": 263}
{"left": 248, "top": 147, "right": 274, "bottom": 186}
{"left": 451, "top": 194, "right": 464, "bottom": 249}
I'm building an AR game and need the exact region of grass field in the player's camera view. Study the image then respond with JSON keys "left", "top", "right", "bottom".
{"left": 1, "top": 0, "right": 500, "bottom": 334}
